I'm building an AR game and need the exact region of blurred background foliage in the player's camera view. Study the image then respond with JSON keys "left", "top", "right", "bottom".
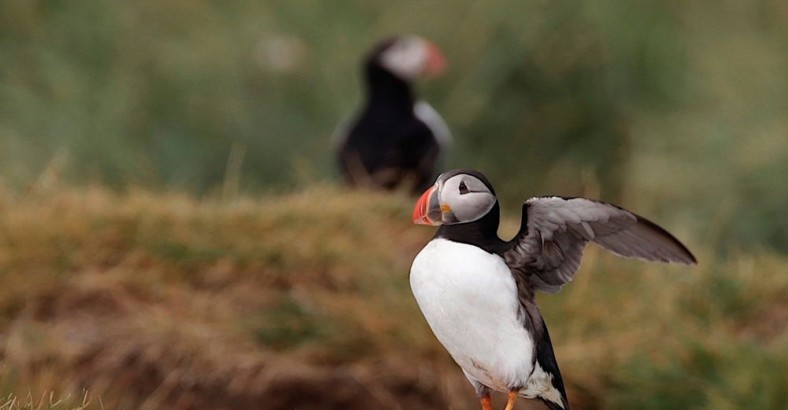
{"left": 1, "top": 0, "right": 787, "bottom": 252}
{"left": 1, "top": 2, "right": 787, "bottom": 409}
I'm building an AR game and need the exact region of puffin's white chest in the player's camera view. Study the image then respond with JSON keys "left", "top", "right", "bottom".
{"left": 410, "top": 239, "right": 535, "bottom": 391}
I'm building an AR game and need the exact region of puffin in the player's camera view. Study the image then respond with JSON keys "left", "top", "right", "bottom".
{"left": 409, "top": 169, "right": 696, "bottom": 410}
{"left": 335, "top": 35, "right": 451, "bottom": 194}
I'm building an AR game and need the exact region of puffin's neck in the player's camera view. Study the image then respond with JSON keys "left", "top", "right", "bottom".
{"left": 363, "top": 64, "right": 415, "bottom": 112}
{"left": 435, "top": 203, "right": 506, "bottom": 254}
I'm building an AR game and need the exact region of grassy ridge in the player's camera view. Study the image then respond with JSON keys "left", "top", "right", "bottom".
{"left": 0, "top": 184, "right": 785, "bottom": 409}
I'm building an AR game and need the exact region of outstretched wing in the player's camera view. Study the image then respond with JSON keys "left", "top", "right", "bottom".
{"left": 503, "top": 196, "right": 697, "bottom": 293}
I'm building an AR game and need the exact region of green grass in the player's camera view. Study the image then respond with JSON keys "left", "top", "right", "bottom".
{"left": 1, "top": 3, "right": 786, "bottom": 408}
{"left": 1, "top": 0, "right": 788, "bottom": 252}
{"left": 607, "top": 338, "right": 787, "bottom": 410}
{"left": 0, "top": 183, "right": 785, "bottom": 409}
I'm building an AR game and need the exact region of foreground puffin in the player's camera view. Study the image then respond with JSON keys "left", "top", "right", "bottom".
{"left": 410, "top": 169, "right": 696, "bottom": 410}
{"left": 335, "top": 35, "right": 451, "bottom": 194}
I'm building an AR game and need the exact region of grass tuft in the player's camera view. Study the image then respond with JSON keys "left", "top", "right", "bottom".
{"left": 0, "top": 390, "right": 93, "bottom": 410}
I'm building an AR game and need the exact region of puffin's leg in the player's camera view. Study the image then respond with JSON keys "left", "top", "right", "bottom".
{"left": 480, "top": 392, "right": 493, "bottom": 410}
{"left": 464, "top": 371, "right": 493, "bottom": 410}
{"left": 503, "top": 390, "right": 518, "bottom": 410}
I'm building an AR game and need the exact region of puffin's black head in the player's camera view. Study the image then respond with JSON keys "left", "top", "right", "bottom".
{"left": 365, "top": 35, "right": 446, "bottom": 81}
{"left": 412, "top": 169, "right": 498, "bottom": 226}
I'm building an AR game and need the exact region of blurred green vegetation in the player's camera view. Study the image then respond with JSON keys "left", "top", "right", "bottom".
{"left": 1, "top": 3, "right": 786, "bottom": 409}
{"left": 1, "top": 1, "right": 788, "bottom": 252}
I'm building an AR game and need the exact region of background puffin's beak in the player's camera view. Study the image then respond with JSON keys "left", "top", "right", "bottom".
{"left": 422, "top": 41, "right": 446, "bottom": 78}
{"left": 412, "top": 186, "right": 441, "bottom": 225}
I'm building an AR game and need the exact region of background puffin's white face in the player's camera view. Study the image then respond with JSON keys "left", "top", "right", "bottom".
{"left": 379, "top": 36, "right": 429, "bottom": 80}
{"left": 439, "top": 174, "right": 496, "bottom": 224}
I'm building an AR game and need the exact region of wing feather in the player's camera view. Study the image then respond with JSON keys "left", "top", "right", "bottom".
{"left": 414, "top": 101, "right": 452, "bottom": 149}
{"left": 503, "top": 197, "right": 696, "bottom": 293}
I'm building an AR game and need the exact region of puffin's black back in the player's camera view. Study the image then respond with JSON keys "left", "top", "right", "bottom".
{"left": 337, "top": 38, "right": 442, "bottom": 194}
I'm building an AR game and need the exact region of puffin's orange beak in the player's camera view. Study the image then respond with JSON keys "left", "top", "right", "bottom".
{"left": 422, "top": 41, "right": 446, "bottom": 78}
{"left": 412, "top": 185, "right": 442, "bottom": 225}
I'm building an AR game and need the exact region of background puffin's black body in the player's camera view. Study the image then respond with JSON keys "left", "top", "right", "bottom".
{"left": 337, "top": 37, "right": 444, "bottom": 194}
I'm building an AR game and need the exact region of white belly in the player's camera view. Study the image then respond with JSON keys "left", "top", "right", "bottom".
{"left": 410, "top": 239, "right": 535, "bottom": 391}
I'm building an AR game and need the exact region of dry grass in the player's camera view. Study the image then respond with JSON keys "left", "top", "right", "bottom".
{"left": 0, "top": 390, "right": 92, "bottom": 410}
{"left": 0, "top": 184, "right": 785, "bottom": 409}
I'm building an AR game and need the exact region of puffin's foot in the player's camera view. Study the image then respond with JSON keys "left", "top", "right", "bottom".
{"left": 480, "top": 392, "right": 492, "bottom": 410}
{"left": 503, "top": 390, "right": 518, "bottom": 410}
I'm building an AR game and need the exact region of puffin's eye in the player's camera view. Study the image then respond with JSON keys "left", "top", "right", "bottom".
{"left": 459, "top": 181, "right": 469, "bottom": 195}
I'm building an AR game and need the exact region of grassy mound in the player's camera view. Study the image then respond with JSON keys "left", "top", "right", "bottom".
{"left": 0, "top": 185, "right": 785, "bottom": 409}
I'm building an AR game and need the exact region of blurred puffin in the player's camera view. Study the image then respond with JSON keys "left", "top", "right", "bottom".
{"left": 335, "top": 35, "right": 451, "bottom": 194}
{"left": 410, "top": 169, "right": 696, "bottom": 410}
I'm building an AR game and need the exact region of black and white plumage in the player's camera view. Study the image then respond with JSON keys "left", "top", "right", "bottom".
{"left": 335, "top": 35, "right": 451, "bottom": 194}
{"left": 410, "top": 169, "right": 696, "bottom": 410}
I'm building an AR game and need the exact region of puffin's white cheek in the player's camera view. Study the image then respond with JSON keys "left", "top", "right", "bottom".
{"left": 452, "top": 194, "right": 495, "bottom": 223}
{"left": 381, "top": 43, "right": 427, "bottom": 80}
